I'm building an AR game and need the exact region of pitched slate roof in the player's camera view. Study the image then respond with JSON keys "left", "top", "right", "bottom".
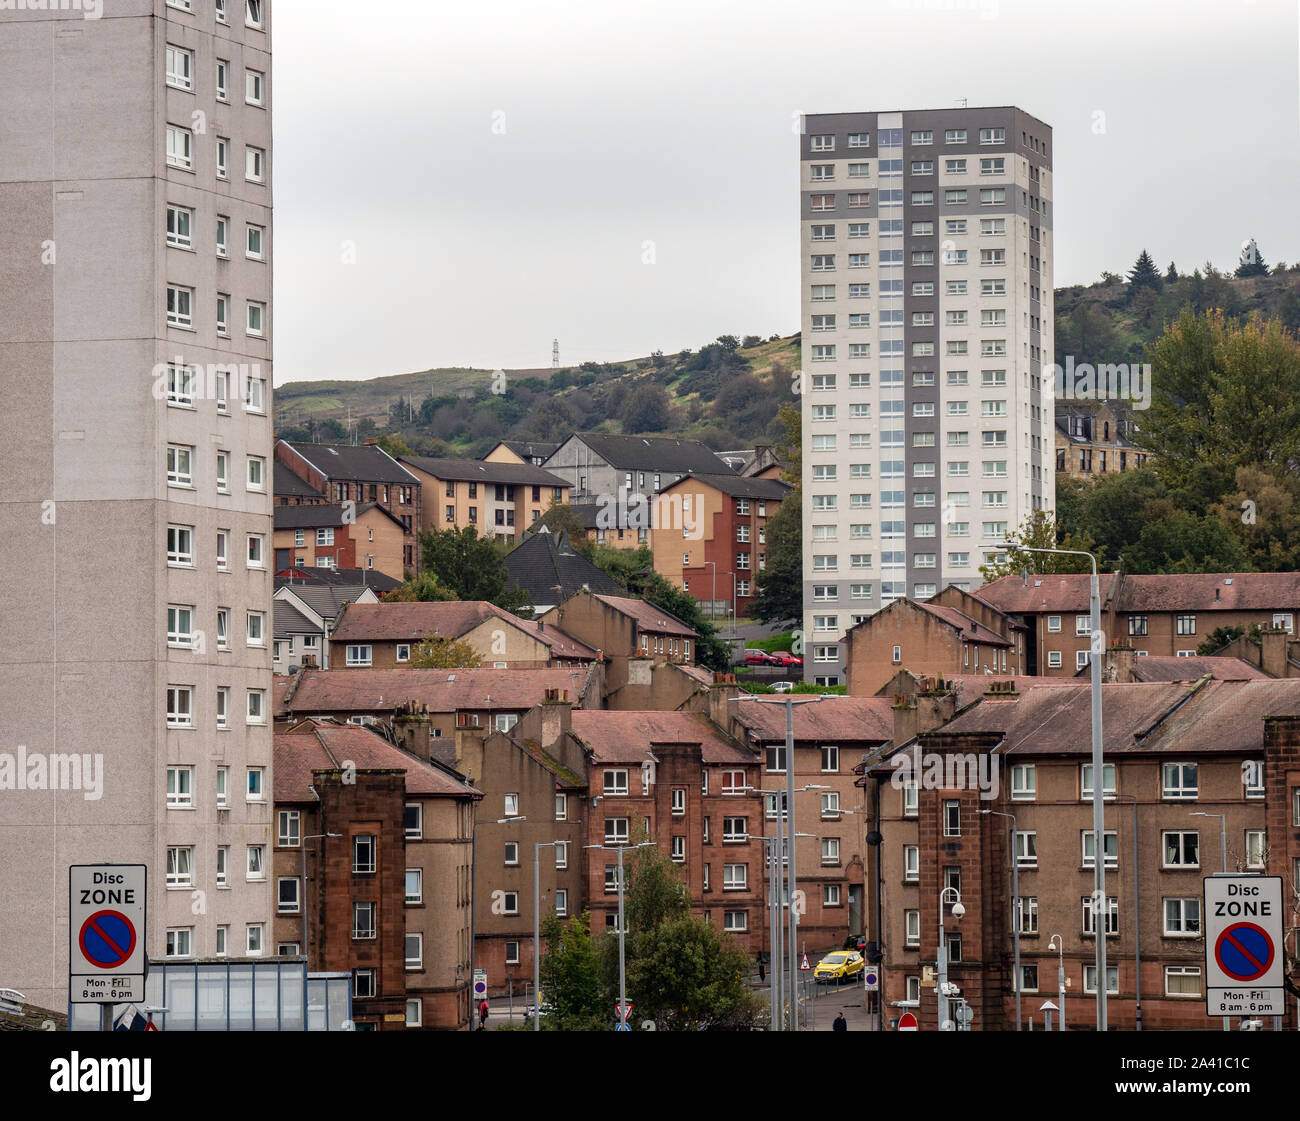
{"left": 275, "top": 461, "right": 325, "bottom": 499}
{"left": 916, "top": 602, "right": 1013, "bottom": 647}
{"left": 592, "top": 594, "right": 698, "bottom": 638}
{"left": 568, "top": 433, "right": 738, "bottom": 475}
{"left": 274, "top": 582, "right": 380, "bottom": 624}
{"left": 275, "top": 567, "right": 402, "bottom": 592}
{"left": 504, "top": 529, "right": 624, "bottom": 604}
{"left": 1097, "top": 655, "right": 1269, "bottom": 682}
{"left": 274, "top": 599, "right": 320, "bottom": 639}
{"left": 281, "top": 667, "right": 594, "bottom": 716}
{"left": 330, "top": 600, "right": 524, "bottom": 644}
{"left": 975, "top": 571, "right": 1300, "bottom": 615}
{"left": 569, "top": 710, "right": 755, "bottom": 765}
{"left": 659, "top": 471, "right": 792, "bottom": 500}
{"left": 273, "top": 502, "right": 405, "bottom": 531}
{"left": 400, "top": 455, "right": 568, "bottom": 487}
{"left": 280, "top": 441, "right": 420, "bottom": 484}
{"left": 972, "top": 573, "right": 1120, "bottom": 614}
{"left": 733, "top": 696, "right": 896, "bottom": 743}
{"left": 498, "top": 440, "right": 561, "bottom": 463}
{"left": 274, "top": 719, "right": 479, "bottom": 802}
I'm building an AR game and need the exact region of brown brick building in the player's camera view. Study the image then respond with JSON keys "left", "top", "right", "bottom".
{"left": 859, "top": 676, "right": 1300, "bottom": 1031}
{"left": 273, "top": 719, "right": 480, "bottom": 1030}
{"left": 273, "top": 502, "right": 411, "bottom": 581}
{"left": 1055, "top": 402, "right": 1151, "bottom": 479}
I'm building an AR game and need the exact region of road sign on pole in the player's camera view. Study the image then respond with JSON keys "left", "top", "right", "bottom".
{"left": 473, "top": 969, "right": 488, "bottom": 998}
{"left": 800, "top": 952, "right": 810, "bottom": 971}
{"left": 1203, "top": 875, "right": 1284, "bottom": 1019}
{"left": 864, "top": 970, "right": 879, "bottom": 991}
{"left": 616, "top": 1000, "right": 633, "bottom": 1023}
{"left": 897, "top": 1011, "right": 918, "bottom": 1031}
{"left": 70, "top": 864, "right": 147, "bottom": 1005}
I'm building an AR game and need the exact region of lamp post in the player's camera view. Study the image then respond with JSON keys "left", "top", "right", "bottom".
{"left": 736, "top": 693, "right": 831, "bottom": 1031}
{"left": 938, "top": 885, "right": 965, "bottom": 1031}
{"left": 586, "top": 840, "right": 654, "bottom": 1030}
{"left": 532, "top": 840, "right": 559, "bottom": 1032}
{"left": 982, "top": 809, "right": 1020, "bottom": 1030}
{"left": 1048, "top": 934, "right": 1066, "bottom": 1031}
{"left": 1000, "top": 541, "right": 1107, "bottom": 1030}
{"left": 1192, "top": 810, "right": 1230, "bottom": 1031}
{"left": 469, "top": 815, "right": 525, "bottom": 1030}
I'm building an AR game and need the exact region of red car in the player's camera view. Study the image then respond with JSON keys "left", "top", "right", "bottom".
{"left": 743, "top": 649, "right": 776, "bottom": 666}
{"left": 768, "top": 651, "right": 803, "bottom": 668}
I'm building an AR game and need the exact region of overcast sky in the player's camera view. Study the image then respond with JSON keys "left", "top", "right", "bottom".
{"left": 272, "top": 0, "right": 1300, "bottom": 384}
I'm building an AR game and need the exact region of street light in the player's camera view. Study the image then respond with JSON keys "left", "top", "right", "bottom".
{"left": 982, "top": 808, "right": 1020, "bottom": 1030}
{"left": 469, "top": 815, "right": 526, "bottom": 1031}
{"left": 586, "top": 840, "right": 655, "bottom": 1030}
{"left": 1000, "top": 540, "right": 1107, "bottom": 1030}
{"left": 737, "top": 693, "right": 831, "bottom": 1032}
{"left": 1048, "top": 934, "right": 1066, "bottom": 1032}
{"left": 938, "top": 885, "right": 965, "bottom": 1031}
{"left": 533, "top": 840, "right": 560, "bottom": 1032}
{"left": 1192, "top": 810, "right": 1230, "bottom": 1032}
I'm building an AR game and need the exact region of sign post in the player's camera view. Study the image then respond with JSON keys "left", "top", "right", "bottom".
{"left": 1203, "top": 875, "right": 1284, "bottom": 1022}
{"left": 70, "top": 865, "right": 148, "bottom": 1027}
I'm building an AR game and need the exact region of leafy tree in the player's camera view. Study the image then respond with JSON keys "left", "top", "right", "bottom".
{"left": 383, "top": 570, "right": 458, "bottom": 602}
{"left": 375, "top": 432, "right": 412, "bottom": 458}
{"left": 537, "top": 911, "right": 607, "bottom": 1031}
{"left": 715, "top": 335, "right": 740, "bottom": 354}
{"left": 531, "top": 500, "right": 587, "bottom": 543}
{"left": 1127, "top": 249, "right": 1162, "bottom": 297}
{"left": 751, "top": 488, "right": 801, "bottom": 624}
{"left": 1196, "top": 624, "right": 1254, "bottom": 657}
{"left": 408, "top": 632, "right": 482, "bottom": 668}
{"left": 1121, "top": 509, "right": 1251, "bottom": 574}
{"left": 1165, "top": 261, "right": 1179, "bottom": 282}
{"left": 619, "top": 384, "right": 674, "bottom": 433}
{"left": 419, "top": 526, "right": 533, "bottom": 615}
{"left": 977, "top": 511, "right": 1095, "bottom": 582}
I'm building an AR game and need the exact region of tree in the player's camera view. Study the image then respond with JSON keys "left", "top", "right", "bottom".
{"left": 1165, "top": 261, "right": 1179, "bottom": 282}
{"left": 531, "top": 500, "right": 587, "bottom": 543}
{"left": 715, "top": 335, "right": 740, "bottom": 354}
{"left": 537, "top": 911, "right": 607, "bottom": 1031}
{"left": 383, "top": 570, "right": 458, "bottom": 602}
{"left": 1235, "top": 240, "right": 1269, "bottom": 278}
{"left": 419, "top": 526, "right": 533, "bottom": 615}
{"left": 1127, "top": 249, "right": 1162, "bottom": 299}
{"left": 375, "top": 432, "right": 412, "bottom": 458}
{"left": 619, "top": 384, "right": 673, "bottom": 433}
{"left": 978, "top": 511, "right": 1095, "bottom": 582}
{"left": 751, "top": 487, "right": 801, "bottom": 624}
{"left": 407, "top": 632, "right": 482, "bottom": 668}
{"left": 1196, "top": 624, "right": 1255, "bottom": 657}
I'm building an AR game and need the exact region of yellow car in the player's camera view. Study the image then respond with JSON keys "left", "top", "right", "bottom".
{"left": 813, "top": 950, "right": 865, "bottom": 984}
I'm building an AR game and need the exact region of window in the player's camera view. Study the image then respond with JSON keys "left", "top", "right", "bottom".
{"left": 1162, "top": 762, "right": 1198, "bottom": 800}
{"left": 1017, "top": 897, "right": 1038, "bottom": 936}
{"left": 246, "top": 0, "right": 263, "bottom": 27}
{"left": 1017, "top": 963, "right": 1039, "bottom": 993}
{"left": 215, "top": 58, "right": 229, "bottom": 100}
{"left": 555, "top": 889, "right": 568, "bottom": 917}
{"left": 979, "top": 127, "right": 1005, "bottom": 145}
{"left": 166, "top": 928, "right": 193, "bottom": 958}
{"left": 902, "top": 781, "right": 918, "bottom": 817}
{"left": 246, "top": 69, "right": 265, "bottom": 106}
{"left": 353, "top": 834, "right": 377, "bottom": 875}
{"left": 905, "top": 910, "right": 920, "bottom": 947}
{"left": 765, "top": 745, "right": 786, "bottom": 773}
{"left": 670, "top": 787, "right": 686, "bottom": 816}
{"left": 166, "top": 846, "right": 193, "bottom": 887}
{"left": 406, "top": 999, "right": 422, "bottom": 1028}
{"left": 278, "top": 878, "right": 300, "bottom": 914}
{"left": 166, "top": 686, "right": 194, "bottom": 728}
{"left": 344, "top": 644, "right": 372, "bottom": 668}
{"left": 277, "top": 809, "right": 301, "bottom": 847}
{"left": 1015, "top": 831, "right": 1037, "bottom": 868}
{"left": 353, "top": 970, "right": 376, "bottom": 999}
{"left": 605, "top": 818, "right": 629, "bottom": 845}
{"left": 165, "top": 45, "right": 194, "bottom": 90}
{"left": 216, "top": 687, "right": 229, "bottom": 730}
{"left": 504, "top": 841, "right": 519, "bottom": 866}
{"left": 904, "top": 845, "right": 919, "bottom": 882}
{"left": 1081, "top": 830, "right": 1118, "bottom": 869}
{"left": 246, "top": 224, "right": 265, "bottom": 260}
{"left": 724, "top": 911, "right": 747, "bottom": 932}
{"left": 1163, "top": 897, "right": 1202, "bottom": 936}
{"left": 943, "top": 800, "right": 961, "bottom": 837}
{"left": 1243, "top": 760, "right": 1265, "bottom": 799}
{"left": 166, "top": 204, "right": 193, "bottom": 251}
{"left": 167, "top": 604, "right": 195, "bottom": 648}
{"left": 166, "top": 285, "right": 193, "bottom": 329}
{"left": 352, "top": 902, "right": 377, "bottom": 941}
{"left": 165, "top": 125, "right": 193, "bottom": 170}
{"left": 1246, "top": 830, "right": 1266, "bottom": 870}
{"left": 1165, "top": 965, "right": 1202, "bottom": 997}
{"left": 1163, "top": 831, "right": 1200, "bottom": 867}
{"left": 1082, "top": 894, "right": 1119, "bottom": 936}
{"left": 723, "top": 817, "right": 746, "bottom": 843}
{"left": 405, "top": 933, "right": 423, "bottom": 970}
{"left": 403, "top": 801, "right": 423, "bottom": 837}
{"left": 604, "top": 768, "right": 628, "bottom": 795}
{"left": 246, "top": 844, "right": 265, "bottom": 881}
{"left": 1010, "top": 763, "right": 1036, "bottom": 800}
{"left": 246, "top": 534, "right": 264, "bottom": 568}
{"left": 246, "top": 301, "right": 266, "bottom": 337}
{"left": 215, "top": 136, "right": 230, "bottom": 179}
{"left": 1128, "top": 615, "right": 1148, "bottom": 637}
{"left": 500, "top": 892, "right": 519, "bottom": 916}
{"left": 821, "top": 837, "right": 840, "bottom": 865}
{"left": 246, "top": 146, "right": 265, "bottom": 182}
{"left": 671, "top": 836, "right": 686, "bottom": 863}
{"left": 1080, "top": 763, "right": 1116, "bottom": 800}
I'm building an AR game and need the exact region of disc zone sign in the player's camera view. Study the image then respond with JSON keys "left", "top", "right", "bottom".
{"left": 1203, "top": 875, "right": 1284, "bottom": 1018}
{"left": 70, "top": 865, "right": 147, "bottom": 1004}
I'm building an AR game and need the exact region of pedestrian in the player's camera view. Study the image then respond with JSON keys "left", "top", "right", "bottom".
{"left": 758, "top": 953, "right": 766, "bottom": 983}
{"left": 833, "top": 1012, "right": 848, "bottom": 1032}
{"left": 479, "top": 999, "right": 489, "bottom": 1028}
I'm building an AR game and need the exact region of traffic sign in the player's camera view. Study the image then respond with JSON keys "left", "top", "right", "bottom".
{"left": 1204, "top": 875, "right": 1284, "bottom": 1018}
{"left": 615, "top": 1022, "right": 631, "bottom": 1031}
{"left": 864, "top": 971, "right": 879, "bottom": 991}
{"left": 897, "top": 1011, "right": 918, "bottom": 1031}
{"left": 616, "top": 1000, "right": 633, "bottom": 1023}
{"left": 70, "top": 864, "right": 147, "bottom": 1004}
{"left": 473, "top": 968, "right": 487, "bottom": 998}
{"left": 800, "top": 952, "right": 810, "bottom": 971}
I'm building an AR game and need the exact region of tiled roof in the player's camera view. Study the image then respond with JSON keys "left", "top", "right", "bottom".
{"left": 274, "top": 719, "right": 479, "bottom": 802}
{"left": 569, "top": 710, "right": 755, "bottom": 764}
{"left": 1137, "top": 679, "right": 1300, "bottom": 755}
{"left": 733, "top": 696, "right": 896, "bottom": 743}
{"left": 1123, "top": 656, "right": 1268, "bottom": 682}
{"left": 275, "top": 567, "right": 402, "bottom": 592}
{"left": 330, "top": 600, "right": 518, "bottom": 643}
{"left": 659, "top": 471, "right": 792, "bottom": 500}
{"left": 400, "top": 455, "right": 569, "bottom": 487}
{"left": 566, "top": 433, "right": 738, "bottom": 474}
{"left": 275, "top": 461, "right": 325, "bottom": 499}
{"left": 504, "top": 529, "right": 624, "bottom": 604}
{"left": 275, "top": 583, "right": 380, "bottom": 624}
{"left": 916, "top": 602, "right": 1013, "bottom": 647}
{"left": 281, "top": 441, "right": 420, "bottom": 485}
{"left": 591, "top": 594, "right": 698, "bottom": 637}
{"left": 274, "top": 599, "right": 320, "bottom": 640}
{"left": 272, "top": 502, "right": 402, "bottom": 531}
{"left": 282, "top": 667, "right": 593, "bottom": 715}
{"left": 975, "top": 571, "right": 1300, "bottom": 615}
{"left": 498, "top": 440, "right": 561, "bottom": 463}
{"left": 896, "top": 673, "right": 1078, "bottom": 709}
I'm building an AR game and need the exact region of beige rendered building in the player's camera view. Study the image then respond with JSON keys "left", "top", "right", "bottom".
{"left": 0, "top": 1, "right": 275, "bottom": 1007}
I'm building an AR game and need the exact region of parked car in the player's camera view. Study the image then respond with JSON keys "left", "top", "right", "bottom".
{"left": 813, "top": 950, "right": 865, "bottom": 984}
{"left": 743, "top": 649, "right": 776, "bottom": 666}
{"left": 771, "top": 681, "right": 794, "bottom": 693}
{"left": 768, "top": 651, "right": 803, "bottom": 668}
